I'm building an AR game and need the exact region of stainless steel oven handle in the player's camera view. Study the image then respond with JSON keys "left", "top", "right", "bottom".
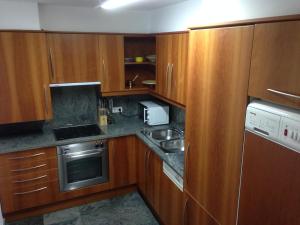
{"left": 66, "top": 151, "right": 101, "bottom": 159}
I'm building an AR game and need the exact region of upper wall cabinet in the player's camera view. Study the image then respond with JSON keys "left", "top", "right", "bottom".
{"left": 249, "top": 21, "right": 300, "bottom": 109}
{"left": 156, "top": 33, "right": 188, "bottom": 106}
{"left": 185, "top": 26, "right": 254, "bottom": 225}
{"left": 0, "top": 32, "right": 52, "bottom": 124}
{"left": 47, "top": 33, "right": 101, "bottom": 83}
{"left": 99, "top": 35, "right": 125, "bottom": 93}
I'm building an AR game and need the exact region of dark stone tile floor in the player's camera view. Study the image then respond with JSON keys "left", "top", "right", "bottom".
{"left": 6, "top": 192, "right": 159, "bottom": 225}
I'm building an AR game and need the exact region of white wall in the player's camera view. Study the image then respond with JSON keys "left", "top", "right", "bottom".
{"left": 0, "top": 1, "right": 40, "bottom": 30}
{"left": 39, "top": 5, "right": 151, "bottom": 33}
{"left": 150, "top": 0, "right": 300, "bottom": 32}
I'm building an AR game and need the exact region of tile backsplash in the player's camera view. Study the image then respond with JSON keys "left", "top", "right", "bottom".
{"left": 104, "top": 95, "right": 185, "bottom": 125}
{"left": 50, "top": 86, "right": 99, "bottom": 127}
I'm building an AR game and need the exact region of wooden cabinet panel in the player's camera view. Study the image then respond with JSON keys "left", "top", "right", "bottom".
{"left": 109, "top": 136, "right": 137, "bottom": 188}
{"left": 47, "top": 33, "right": 101, "bottom": 83}
{"left": 0, "top": 32, "right": 52, "bottom": 124}
{"left": 156, "top": 33, "right": 188, "bottom": 105}
{"left": 169, "top": 33, "right": 188, "bottom": 105}
{"left": 156, "top": 35, "right": 172, "bottom": 98}
{"left": 184, "top": 195, "right": 219, "bottom": 225}
{"left": 185, "top": 26, "right": 254, "bottom": 225}
{"left": 249, "top": 21, "right": 300, "bottom": 109}
{"left": 99, "top": 35, "right": 125, "bottom": 92}
{"left": 238, "top": 132, "right": 300, "bottom": 225}
{"left": 0, "top": 180, "right": 58, "bottom": 213}
{"left": 146, "top": 151, "right": 162, "bottom": 213}
{"left": 136, "top": 138, "right": 148, "bottom": 196}
{"left": 159, "top": 171, "right": 184, "bottom": 225}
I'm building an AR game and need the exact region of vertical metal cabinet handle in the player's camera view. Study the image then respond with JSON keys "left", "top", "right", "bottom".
{"left": 14, "top": 186, "right": 47, "bottom": 195}
{"left": 169, "top": 63, "right": 174, "bottom": 89}
{"left": 8, "top": 152, "right": 45, "bottom": 160}
{"left": 14, "top": 175, "right": 47, "bottom": 184}
{"left": 49, "top": 48, "right": 55, "bottom": 82}
{"left": 267, "top": 89, "right": 300, "bottom": 100}
{"left": 44, "top": 86, "right": 49, "bottom": 116}
{"left": 183, "top": 198, "right": 189, "bottom": 225}
{"left": 185, "top": 143, "right": 190, "bottom": 186}
{"left": 102, "top": 59, "right": 106, "bottom": 74}
{"left": 166, "top": 63, "right": 170, "bottom": 90}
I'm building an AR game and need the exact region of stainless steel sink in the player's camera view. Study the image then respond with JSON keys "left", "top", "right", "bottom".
{"left": 160, "top": 139, "right": 184, "bottom": 153}
{"left": 141, "top": 127, "right": 184, "bottom": 154}
{"left": 151, "top": 129, "right": 182, "bottom": 141}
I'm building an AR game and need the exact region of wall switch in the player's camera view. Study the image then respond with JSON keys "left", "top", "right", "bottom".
{"left": 112, "top": 107, "right": 123, "bottom": 113}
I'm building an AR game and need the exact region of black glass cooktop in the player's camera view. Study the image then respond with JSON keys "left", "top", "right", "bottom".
{"left": 53, "top": 124, "right": 102, "bottom": 141}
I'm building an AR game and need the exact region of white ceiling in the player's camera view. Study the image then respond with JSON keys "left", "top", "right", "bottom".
{"left": 3, "top": 0, "right": 187, "bottom": 10}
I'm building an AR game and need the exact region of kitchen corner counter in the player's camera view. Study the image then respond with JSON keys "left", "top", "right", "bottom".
{"left": 0, "top": 117, "right": 184, "bottom": 177}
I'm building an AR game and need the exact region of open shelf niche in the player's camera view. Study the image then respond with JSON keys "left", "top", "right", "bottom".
{"left": 124, "top": 36, "right": 156, "bottom": 90}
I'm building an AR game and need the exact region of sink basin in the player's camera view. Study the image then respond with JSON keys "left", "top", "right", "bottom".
{"left": 160, "top": 139, "right": 185, "bottom": 153}
{"left": 151, "top": 129, "right": 182, "bottom": 141}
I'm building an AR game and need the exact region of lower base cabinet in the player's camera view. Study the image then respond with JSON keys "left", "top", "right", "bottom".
{"left": 109, "top": 135, "right": 137, "bottom": 189}
{"left": 184, "top": 195, "right": 219, "bottom": 225}
{"left": 136, "top": 138, "right": 184, "bottom": 225}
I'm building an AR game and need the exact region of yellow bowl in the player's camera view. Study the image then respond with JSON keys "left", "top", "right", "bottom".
{"left": 135, "top": 57, "right": 144, "bottom": 63}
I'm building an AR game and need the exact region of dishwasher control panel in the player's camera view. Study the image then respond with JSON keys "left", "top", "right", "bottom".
{"left": 246, "top": 101, "right": 300, "bottom": 153}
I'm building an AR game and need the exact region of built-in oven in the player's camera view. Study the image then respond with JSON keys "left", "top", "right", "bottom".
{"left": 57, "top": 140, "right": 108, "bottom": 192}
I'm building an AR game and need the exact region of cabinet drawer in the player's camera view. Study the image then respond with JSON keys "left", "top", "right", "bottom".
{"left": 0, "top": 148, "right": 57, "bottom": 177}
{"left": 0, "top": 180, "right": 58, "bottom": 213}
{"left": 0, "top": 148, "right": 56, "bottom": 163}
{"left": 0, "top": 157, "right": 57, "bottom": 177}
{"left": 0, "top": 169, "right": 58, "bottom": 189}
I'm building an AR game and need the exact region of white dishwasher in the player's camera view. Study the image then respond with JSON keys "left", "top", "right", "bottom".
{"left": 237, "top": 100, "right": 300, "bottom": 225}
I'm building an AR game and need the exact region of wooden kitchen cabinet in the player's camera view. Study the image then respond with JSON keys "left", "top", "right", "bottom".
{"left": 158, "top": 167, "right": 184, "bottom": 225}
{"left": 109, "top": 136, "right": 137, "bottom": 189}
{"left": 249, "top": 21, "right": 300, "bottom": 109}
{"left": 238, "top": 132, "right": 300, "bottom": 225}
{"left": 183, "top": 195, "right": 219, "bottom": 225}
{"left": 136, "top": 138, "right": 161, "bottom": 213}
{"left": 99, "top": 35, "right": 125, "bottom": 92}
{"left": 47, "top": 33, "right": 101, "bottom": 83}
{"left": 0, "top": 147, "right": 58, "bottom": 214}
{"left": 185, "top": 26, "right": 254, "bottom": 225}
{"left": 0, "top": 32, "right": 52, "bottom": 124}
{"left": 156, "top": 33, "right": 188, "bottom": 105}
{"left": 136, "top": 138, "right": 184, "bottom": 225}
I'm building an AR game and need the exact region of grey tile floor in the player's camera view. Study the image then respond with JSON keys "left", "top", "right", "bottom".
{"left": 6, "top": 192, "right": 160, "bottom": 225}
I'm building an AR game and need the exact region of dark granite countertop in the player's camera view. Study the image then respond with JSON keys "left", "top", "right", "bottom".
{"left": 0, "top": 117, "right": 184, "bottom": 177}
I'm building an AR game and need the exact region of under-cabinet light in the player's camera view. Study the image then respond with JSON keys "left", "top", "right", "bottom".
{"left": 99, "top": 0, "right": 142, "bottom": 10}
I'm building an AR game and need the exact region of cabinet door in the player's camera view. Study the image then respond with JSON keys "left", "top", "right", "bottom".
{"left": 47, "top": 33, "right": 101, "bottom": 83}
{"left": 99, "top": 35, "right": 125, "bottom": 92}
{"left": 136, "top": 139, "right": 148, "bottom": 196}
{"left": 184, "top": 195, "right": 219, "bottom": 225}
{"left": 109, "top": 136, "right": 137, "bottom": 189}
{"left": 169, "top": 33, "right": 189, "bottom": 105}
{"left": 146, "top": 151, "right": 162, "bottom": 214}
{"left": 249, "top": 21, "right": 300, "bottom": 109}
{"left": 159, "top": 170, "right": 184, "bottom": 225}
{"left": 238, "top": 132, "right": 300, "bottom": 225}
{"left": 185, "top": 26, "right": 254, "bottom": 225}
{"left": 156, "top": 35, "right": 173, "bottom": 98}
{"left": 0, "top": 32, "right": 52, "bottom": 124}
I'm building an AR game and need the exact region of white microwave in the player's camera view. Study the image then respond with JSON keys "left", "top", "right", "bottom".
{"left": 139, "top": 101, "right": 169, "bottom": 126}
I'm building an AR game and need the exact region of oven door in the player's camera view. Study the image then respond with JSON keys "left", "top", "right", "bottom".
{"left": 58, "top": 149, "right": 108, "bottom": 192}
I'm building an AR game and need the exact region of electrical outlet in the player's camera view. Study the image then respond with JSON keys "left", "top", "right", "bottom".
{"left": 112, "top": 107, "right": 123, "bottom": 113}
